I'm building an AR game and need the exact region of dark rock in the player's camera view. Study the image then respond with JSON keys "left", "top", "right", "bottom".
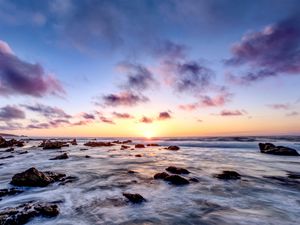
{"left": 121, "top": 145, "right": 130, "bottom": 150}
{"left": 49, "top": 153, "right": 69, "bottom": 160}
{"left": 259, "top": 143, "right": 299, "bottom": 156}
{"left": 18, "top": 151, "right": 28, "bottom": 155}
{"left": 0, "top": 188, "right": 23, "bottom": 198}
{"left": 166, "top": 166, "right": 190, "bottom": 174}
{"left": 0, "top": 202, "right": 59, "bottom": 225}
{"left": 59, "top": 176, "right": 78, "bottom": 185}
{"left": 11, "top": 167, "right": 66, "bottom": 187}
{"left": 164, "top": 175, "right": 190, "bottom": 185}
{"left": 41, "top": 141, "right": 62, "bottom": 149}
{"left": 146, "top": 143, "right": 159, "bottom": 146}
{"left": 135, "top": 144, "right": 145, "bottom": 148}
{"left": 127, "top": 170, "right": 136, "bottom": 174}
{"left": 0, "top": 155, "right": 14, "bottom": 160}
{"left": 154, "top": 172, "right": 169, "bottom": 179}
{"left": 80, "top": 148, "right": 88, "bottom": 151}
{"left": 122, "top": 140, "right": 132, "bottom": 144}
{"left": 215, "top": 171, "right": 241, "bottom": 180}
{"left": 189, "top": 178, "right": 199, "bottom": 182}
{"left": 70, "top": 139, "right": 77, "bottom": 145}
{"left": 85, "top": 155, "right": 91, "bottom": 158}
{"left": 123, "top": 193, "right": 146, "bottom": 204}
{"left": 4, "top": 148, "right": 14, "bottom": 152}
{"left": 84, "top": 141, "right": 114, "bottom": 147}
{"left": 0, "top": 137, "right": 24, "bottom": 148}
{"left": 287, "top": 172, "right": 300, "bottom": 179}
{"left": 165, "top": 146, "right": 180, "bottom": 151}
{"left": 135, "top": 154, "right": 142, "bottom": 157}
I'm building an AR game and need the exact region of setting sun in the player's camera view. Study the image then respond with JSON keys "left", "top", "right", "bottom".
{"left": 143, "top": 130, "right": 154, "bottom": 139}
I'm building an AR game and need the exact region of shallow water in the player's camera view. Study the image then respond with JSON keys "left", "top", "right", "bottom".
{"left": 0, "top": 137, "right": 299, "bottom": 225}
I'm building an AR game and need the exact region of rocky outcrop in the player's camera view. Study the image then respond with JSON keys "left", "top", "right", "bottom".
{"left": 120, "top": 145, "right": 130, "bottom": 150}
{"left": 70, "top": 139, "right": 77, "bottom": 145}
{"left": 215, "top": 171, "right": 241, "bottom": 180}
{"left": 164, "top": 175, "right": 190, "bottom": 185}
{"left": 0, "top": 188, "right": 23, "bottom": 199}
{"left": 123, "top": 193, "right": 146, "bottom": 204}
{"left": 259, "top": 143, "right": 299, "bottom": 156}
{"left": 165, "top": 146, "right": 180, "bottom": 151}
{"left": 84, "top": 141, "right": 114, "bottom": 147}
{"left": 135, "top": 144, "right": 145, "bottom": 148}
{"left": 153, "top": 172, "right": 169, "bottom": 179}
{"left": 166, "top": 166, "right": 190, "bottom": 174}
{"left": 10, "top": 167, "right": 66, "bottom": 187}
{"left": 49, "top": 153, "right": 69, "bottom": 160}
{"left": 0, "top": 202, "right": 59, "bottom": 225}
{"left": 112, "top": 140, "right": 132, "bottom": 144}
{"left": 0, "top": 137, "right": 24, "bottom": 148}
{"left": 146, "top": 143, "right": 159, "bottom": 146}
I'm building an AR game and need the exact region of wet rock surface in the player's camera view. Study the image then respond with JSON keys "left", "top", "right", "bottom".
{"left": 259, "top": 143, "right": 299, "bottom": 156}
{"left": 215, "top": 171, "right": 241, "bottom": 180}
{"left": 49, "top": 153, "right": 69, "bottom": 160}
{"left": 166, "top": 166, "right": 190, "bottom": 174}
{"left": 122, "top": 193, "right": 146, "bottom": 204}
{"left": 0, "top": 202, "right": 59, "bottom": 225}
{"left": 10, "top": 167, "right": 66, "bottom": 187}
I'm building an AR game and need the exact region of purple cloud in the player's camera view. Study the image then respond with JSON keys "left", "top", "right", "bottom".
{"left": 158, "top": 111, "right": 172, "bottom": 120}
{"left": 27, "top": 122, "right": 50, "bottom": 129}
{"left": 118, "top": 61, "right": 156, "bottom": 91}
{"left": 225, "top": 15, "right": 300, "bottom": 84}
{"left": 21, "top": 103, "right": 71, "bottom": 119}
{"left": 0, "top": 40, "right": 65, "bottom": 97}
{"left": 112, "top": 112, "right": 133, "bottom": 119}
{"left": 286, "top": 111, "right": 299, "bottom": 117}
{"left": 0, "top": 105, "right": 25, "bottom": 121}
{"left": 139, "top": 116, "right": 153, "bottom": 123}
{"left": 101, "top": 91, "right": 149, "bottom": 107}
{"left": 218, "top": 110, "right": 246, "bottom": 116}
{"left": 100, "top": 116, "right": 115, "bottom": 124}
{"left": 267, "top": 104, "right": 290, "bottom": 110}
{"left": 81, "top": 113, "right": 95, "bottom": 120}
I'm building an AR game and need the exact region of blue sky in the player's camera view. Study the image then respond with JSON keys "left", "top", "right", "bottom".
{"left": 0, "top": 0, "right": 300, "bottom": 137}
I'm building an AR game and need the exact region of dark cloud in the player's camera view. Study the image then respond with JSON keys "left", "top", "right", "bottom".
{"left": 81, "top": 113, "right": 95, "bottom": 120}
{"left": 112, "top": 112, "right": 133, "bottom": 119}
{"left": 0, "top": 105, "right": 25, "bottom": 121}
{"left": 0, "top": 40, "right": 65, "bottom": 97}
{"left": 27, "top": 122, "right": 50, "bottom": 129}
{"left": 118, "top": 61, "right": 156, "bottom": 91}
{"left": 218, "top": 110, "right": 246, "bottom": 116}
{"left": 267, "top": 104, "right": 290, "bottom": 110}
{"left": 0, "top": 121, "right": 23, "bottom": 130}
{"left": 100, "top": 116, "right": 115, "bottom": 124}
{"left": 101, "top": 91, "right": 149, "bottom": 107}
{"left": 21, "top": 103, "right": 71, "bottom": 119}
{"left": 139, "top": 116, "right": 153, "bottom": 123}
{"left": 158, "top": 111, "right": 172, "bottom": 120}
{"left": 225, "top": 15, "right": 300, "bottom": 84}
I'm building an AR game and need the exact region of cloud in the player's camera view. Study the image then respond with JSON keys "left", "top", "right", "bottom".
{"left": 225, "top": 15, "right": 300, "bottom": 84}
{"left": 21, "top": 103, "right": 71, "bottom": 119}
{"left": 217, "top": 110, "right": 246, "bottom": 116}
{"left": 179, "top": 91, "right": 233, "bottom": 111}
{"left": 81, "top": 113, "right": 95, "bottom": 120}
{"left": 153, "top": 40, "right": 187, "bottom": 60}
{"left": 139, "top": 116, "right": 153, "bottom": 123}
{"left": 158, "top": 111, "right": 172, "bottom": 120}
{"left": 267, "top": 104, "right": 290, "bottom": 110}
{"left": 100, "top": 91, "right": 149, "bottom": 107}
{"left": 112, "top": 112, "right": 133, "bottom": 119}
{"left": 0, "top": 105, "right": 25, "bottom": 121}
{"left": 0, "top": 121, "right": 23, "bottom": 130}
{"left": 27, "top": 122, "right": 50, "bottom": 129}
{"left": 286, "top": 111, "right": 299, "bottom": 117}
{"left": 117, "top": 61, "right": 156, "bottom": 91}
{"left": 100, "top": 116, "right": 115, "bottom": 124}
{"left": 0, "top": 40, "right": 65, "bottom": 97}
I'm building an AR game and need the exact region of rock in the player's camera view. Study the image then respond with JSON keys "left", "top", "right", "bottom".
{"left": 0, "top": 137, "right": 24, "bottom": 148}
{"left": 0, "top": 202, "right": 59, "bottom": 225}
{"left": 122, "top": 140, "right": 132, "bottom": 144}
{"left": 123, "top": 193, "right": 146, "bottom": 204}
{"left": 165, "top": 146, "right": 180, "bottom": 151}
{"left": 49, "top": 153, "right": 69, "bottom": 160}
{"left": 59, "top": 176, "right": 78, "bottom": 185}
{"left": 127, "top": 170, "right": 136, "bottom": 174}
{"left": 84, "top": 141, "right": 114, "bottom": 147}
{"left": 11, "top": 167, "right": 66, "bottom": 187}
{"left": 166, "top": 166, "right": 190, "bottom": 174}
{"left": 70, "top": 139, "right": 77, "bottom": 145}
{"left": 154, "top": 172, "right": 169, "bottom": 179}
{"left": 164, "top": 175, "right": 190, "bottom": 185}
{"left": 259, "top": 143, "right": 299, "bottom": 156}
{"left": 0, "top": 188, "right": 23, "bottom": 198}
{"left": 215, "top": 171, "right": 241, "bottom": 180}
{"left": 287, "top": 172, "right": 300, "bottom": 179}
{"left": 85, "top": 155, "right": 91, "bottom": 158}
{"left": 0, "top": 155, "right": 14, "bottom": 160}
{"left": 41, "top": 141, "right": 62, "bottom": 149}
{"left": 121, "top": 145, "right": 130, "bottom": 150}
{"left": 80, "top": 148, "right": 88, "bottom": 151}
{"left": 135, "top": 154, "right": 142, "bottom": 157}
{"left": 4, "top": 148, "right": 14, "bottom": 152}
{"left": 189, "top": 178, "right": 199, "bottom": 182}
{"left": 135, "top": 144, "right": 145, "bottom": 148}
{"left": 146, "top": 143, "right": 159, "bottom": 146}
{"left": 18, "top": 151, "right": 28, "bottom": 155}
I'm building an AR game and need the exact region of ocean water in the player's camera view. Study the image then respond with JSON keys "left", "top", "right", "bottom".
{"left": 0, "top": 136, "right": 299, "bottom": 225}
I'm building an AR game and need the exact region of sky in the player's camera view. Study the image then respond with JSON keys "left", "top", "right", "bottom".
{"left": 0, "top": 0, "right": 300, "bottom": 138}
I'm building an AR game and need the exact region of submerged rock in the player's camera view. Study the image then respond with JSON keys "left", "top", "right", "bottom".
{"left": 135, "top": 144, "right": 145, "bottom": 148}
{"left": 49, "top": 153, "right": 69, "bottom": 160}
{"left": 154, "top": 172, "right": 169, "bottom": 179}
{"left": 0, "top": 202, "right": 59, "bottom": 225}
{"left": 215, "top": 171, "right": 241, "bottom": 180}
{"left": 259, "top": 143, "right": 299, "bottom": 156}
{"left": 165, "top": 146, "right": 180, "bottom": 151}
{"left": 10, "top": 167, "right": 66, "bottom": 187}
{"left": 123, "top": 193, "right": 146, "bottom": 204}
{"left": 84, "top": 141, "right": 114, "bottom": 147}
{"left": 166, "top": 166, "right": 190, "bottom": 174}
{"left": 164, "top": 175, "right": 190, "bottom": 185}
{"left": 0, "top": 188, "right": 23, "bottom": 198}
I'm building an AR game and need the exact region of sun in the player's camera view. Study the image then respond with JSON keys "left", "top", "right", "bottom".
{"left": 143, "top": 130, "right": 154, "bottom": 139}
